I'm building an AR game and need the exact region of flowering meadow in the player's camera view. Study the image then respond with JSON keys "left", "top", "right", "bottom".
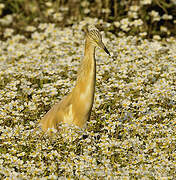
{"left": 0, "top": 18, "right": 176, "bottom": 179}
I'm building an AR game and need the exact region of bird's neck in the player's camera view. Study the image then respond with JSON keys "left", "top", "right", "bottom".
{"left": 71, "top": 39, "right": 96, "bottom": 113}
{"left": 67, "top": 39, "right": 96, "bottom": 126}
{"left": 76, "top": 40, "right": 96, "bottom": 85}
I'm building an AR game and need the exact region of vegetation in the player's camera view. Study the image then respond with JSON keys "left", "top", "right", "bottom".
{"left": 0, "top": 0, "right": 176, "bottom": 179}
{"left": 0, "top": 0, "right": 176, "bottom": 38}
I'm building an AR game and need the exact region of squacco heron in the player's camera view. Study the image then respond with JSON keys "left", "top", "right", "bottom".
{"left": 40, "top": 25, "right": 110, "bottom": 133}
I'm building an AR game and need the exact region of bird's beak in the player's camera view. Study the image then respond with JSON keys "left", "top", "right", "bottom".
{"left": 98, "top": 40, "right": 110, "bottom": 56}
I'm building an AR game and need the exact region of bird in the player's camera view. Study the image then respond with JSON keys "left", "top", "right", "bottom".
{"left": 40, "top": 24, "right": 110, "bottom": 133}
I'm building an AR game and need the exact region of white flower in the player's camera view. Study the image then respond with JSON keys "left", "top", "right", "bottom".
{"left": 0, "top": 14, "right": 13, "bottom": 25}
{"left": 162, "top": 14, "right": 173, "bottom": 20}
{"left": 4, "top": 28, "right": 14, "bottom": 37}
{"left": 128, "top": 11, "right": 138, "bottom": 19}
{"left": 46, "top": 8, "right": 54, "bottom": 16}
{"left": 28, "top": 101, "right": 37, "bottom": 111}
{"left": 153, "top": 35, "right": 161, "bottom": 40}
{"left": 132, "top": 19, "right": 143, "bottom": 27}
{"left": 114, "top": 21, "right": 120, "bottom": 28}
{"left": 0, "top": 3, "right": 5, "bottom": 9}
{"left": 149, "top": 10, "right": 160, "bottom": 21}
{"left": 81, "top": 1, "right": 89, "bottom": 7}
{"left": 139, "top": 32, "right": 147, "bottom": 37}
{"left": 38, "top": 23, "right": 48, "bottom": 30}
{"left": 53, "top": 12, "right": 63, "bottom": 21}
{"left": 130, "top": 5, "right": 140, "bottom": 11}
{"left": 120, "top": 18, "right": 130, "bottom": 31}
{"left": 160, "top": 26, "right": 168, "bottom": 32}
{"left": 45, "top": 2, "right": 52, "bottom": 7}
{"left": 122, "top": 99, "right": 131, "bottom": 108}
{"left": 25, "top": 26, "right": 36, "bottom": 32}
{"left": 0, "top": 3, "right": 5, "bottom": 16}
{"left": 141, "top": 0, "right": 152, "bottom": 5}
{"left": 84, "top": 8, "right": 90, "bottom": 14}
{"left": 120, "top": 18, "right": 130, "bottom": 25}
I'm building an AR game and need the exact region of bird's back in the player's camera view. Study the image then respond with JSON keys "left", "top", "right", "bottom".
{"left": 40, "top": 93, "right": 72, "bottom": 131}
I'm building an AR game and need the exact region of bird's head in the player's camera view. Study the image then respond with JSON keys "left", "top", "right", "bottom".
{"left": 84, "top": 24, "right": 110, "bottom": 56}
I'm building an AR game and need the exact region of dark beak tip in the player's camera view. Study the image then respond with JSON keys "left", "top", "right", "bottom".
{"left": 104, "top": 47, "right": 110, "bottom": 56}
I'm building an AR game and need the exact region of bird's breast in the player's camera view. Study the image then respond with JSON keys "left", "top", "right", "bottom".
{"left": 63, "top": 104, "right": 73, "bottom": 124}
